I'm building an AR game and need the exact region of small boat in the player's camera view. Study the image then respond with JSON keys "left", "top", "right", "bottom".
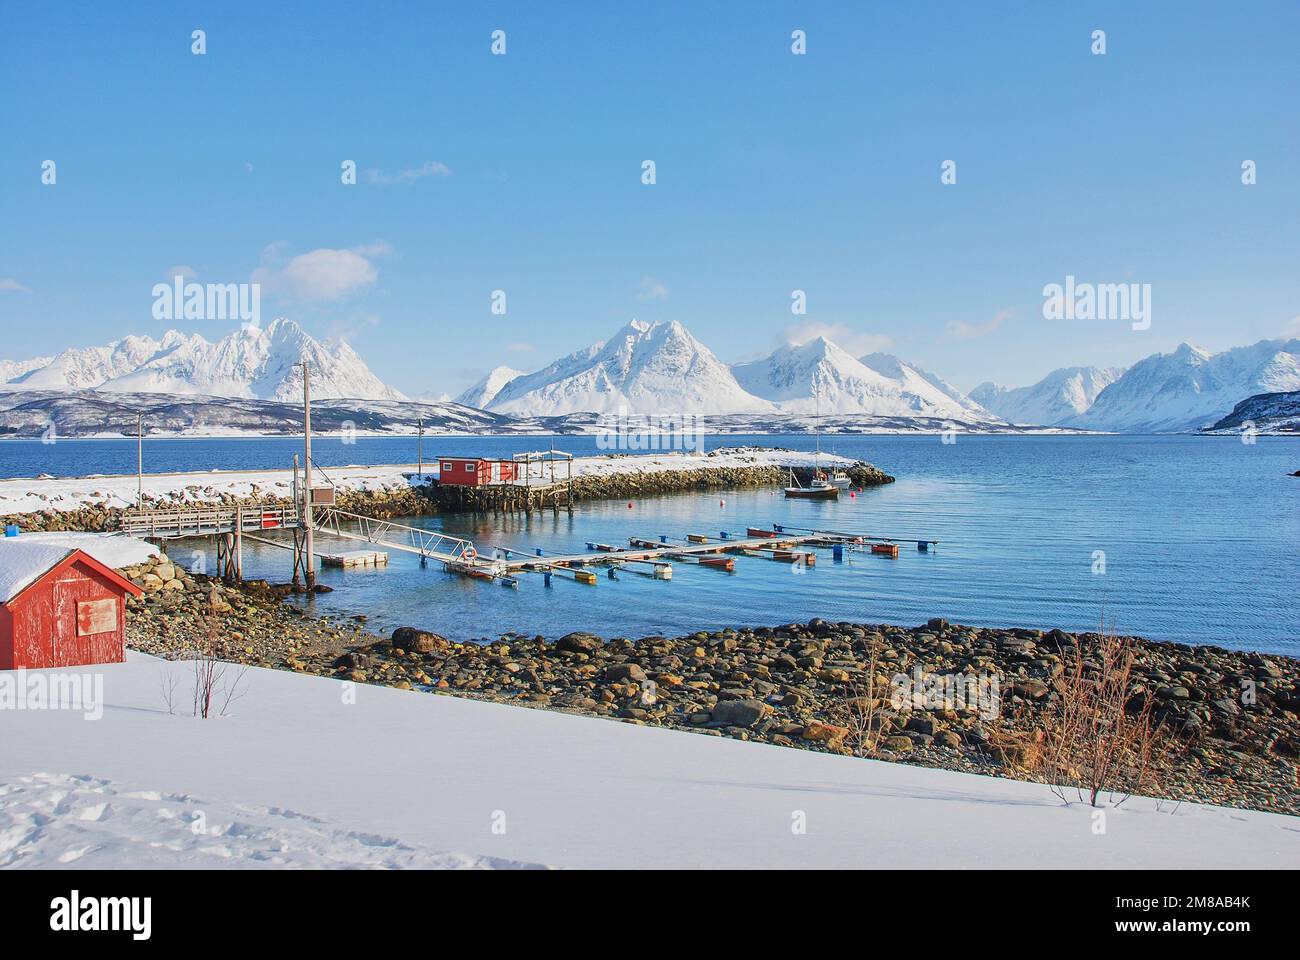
{"left": 784, "top": 470, "right": 840, "bottom": 499}
{"left": 827, "top": 471, "right": 853, "bottom": 491}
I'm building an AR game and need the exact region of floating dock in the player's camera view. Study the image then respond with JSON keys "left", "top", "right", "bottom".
{"left": 320, "top": 549, "right": 389, "bottom": 569}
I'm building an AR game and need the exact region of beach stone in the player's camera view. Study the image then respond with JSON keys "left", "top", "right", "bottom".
{"left": 710, "top": 699, "right": 767, "bottom": 728}
{"left": 883, "top": 735, "right": 914, "bottom": 752}
{"left": 602, "top": 663, "right": 647, "bottom": 683}
{"left": 391, "top": 627, "right": 448, "bottom": 654}
{"left": 801, "top": 721, "right": 850, "bottom": 747}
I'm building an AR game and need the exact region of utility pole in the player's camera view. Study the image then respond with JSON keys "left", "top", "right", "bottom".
{"left": 301, "top": 362, "right": 315, "bottom": 591}
{"left": 136, "top": 413, "right": 143, "bottom": 510}
{"left": 417, "top": 416, "right": 424, "bottom": 477}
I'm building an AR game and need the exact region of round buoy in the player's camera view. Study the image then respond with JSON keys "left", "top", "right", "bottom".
{"left": 627, "top": 501, "right": 634, "bottom": 509}
{"left": 719, "top": 498, "right": 726, "bottom": 507}
{"left": 850, "top": 492, "right": 856, "bottom": 498}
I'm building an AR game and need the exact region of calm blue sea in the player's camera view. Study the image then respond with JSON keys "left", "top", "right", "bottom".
{"left": 3, "top": 435, "right": 1297, "bottom": 653}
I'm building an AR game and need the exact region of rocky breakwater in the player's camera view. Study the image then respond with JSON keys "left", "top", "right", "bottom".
{"left": 566, "top": 459, "right": 894, "bottom": 502}
{"left": 303, "top": 618, "right": 1298, "bottom": 816}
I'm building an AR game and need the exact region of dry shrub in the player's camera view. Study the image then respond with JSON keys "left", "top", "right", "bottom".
{"left": 840, "top": 649, "right": 885, "bottom": 757}
{"left": 1040, "top": 623, "right": 1170, "bottom": 806}
{"left": 185, "top": 617, "right": 248, "bottom": 719}
{"left": 987, "top": 727, "right": 1045, "bottom": 772}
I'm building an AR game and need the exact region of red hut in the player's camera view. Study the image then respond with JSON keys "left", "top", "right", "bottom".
{"left": 0, "top": 542, "right": 143, "bottom": 670}
{"left": 438, "top": 457, "right": 517, "bottom": 486}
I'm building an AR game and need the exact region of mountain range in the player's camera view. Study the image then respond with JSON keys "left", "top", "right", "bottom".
{"left": 0, "top": 319, "right": 406, "bottom": 403}
{"left": 5, "top": 317, "right": 1300, "bottom": 434}
{"left": 971, "top": 367, "right": 1126, "bottom": 427}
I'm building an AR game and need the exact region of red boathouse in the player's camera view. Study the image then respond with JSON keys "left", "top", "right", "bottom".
{"left": 0, "top": 542, "right": 143, "bottom": 670}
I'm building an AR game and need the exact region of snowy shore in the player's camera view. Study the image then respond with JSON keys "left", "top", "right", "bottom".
{"left": 3, "top": 652, "right": 1296, "bottom": 869}
{"left": 0, "top": 447, "right": 856, "bottom": 517}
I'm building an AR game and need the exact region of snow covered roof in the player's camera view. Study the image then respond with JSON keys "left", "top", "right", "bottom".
{"left": 0, "top": 539, "right": 144, "bottom": 604}
{"left": 0, "top": 540, "right": 76, "bottom": 603}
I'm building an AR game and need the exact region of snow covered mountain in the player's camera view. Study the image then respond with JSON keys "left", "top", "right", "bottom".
{"left": 454, "top": 366, "right": 522, "bottom": 408}
{"left": 731, "top": 338, "right": 997, "bottom": 421}
{"left": 0, "top": 319, "right": 406, "bottom": 402}
{"left": 970, "top": 366, "right": 1125, "bottom": 426}
{"left": 487, "top": 320, "right": 771, "bottom": 416}
{"left": 859, "top": 351, "right": 998, "bottom": 422}
{"left": 0, "top": 355, "right": 53, "bottom": 385}
{"left": 1065, "top": 339, "right": 1300, "bottom": 432}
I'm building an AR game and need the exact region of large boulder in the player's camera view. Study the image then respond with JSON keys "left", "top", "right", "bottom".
{"left": 391, "top": 627, "right": 449, "bottom": 655}
{"left": 556, "top": 632, "right": 602, "bottom": 655}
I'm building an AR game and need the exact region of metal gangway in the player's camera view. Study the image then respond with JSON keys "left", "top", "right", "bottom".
{"left": 312, "top": 507, "right": 492, "bottom": 567}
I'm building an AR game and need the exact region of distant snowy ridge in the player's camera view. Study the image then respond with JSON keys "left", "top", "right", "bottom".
{"left": 971, "top": 366, "right": 1125, "bottom": 426}
{"left": 1066, "top": 339, "right": 1300, "bottom": 432}
{"left": 0, "top": 319, "right": 406, "bottom": 402}
{"left": 1205, "top": 389, "right": 1300, "bottom": 434}
{"left": 731, "top": 338, "right": 998, "bottom": 421}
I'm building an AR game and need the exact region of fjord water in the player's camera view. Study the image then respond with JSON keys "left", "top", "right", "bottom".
{"left": 4, "top": 435, "right": 1297, "bottom": 654}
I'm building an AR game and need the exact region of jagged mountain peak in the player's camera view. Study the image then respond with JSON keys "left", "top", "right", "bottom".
{"left": 0, "top": 319, "right": 405, "bottom": 402}
{"left": 487, "top": 319, "right": 772, "bottom": 416}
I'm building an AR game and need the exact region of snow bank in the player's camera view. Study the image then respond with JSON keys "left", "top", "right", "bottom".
{"left": 0, "top": 448, "right": 854, "bottom": 515}
{"left": 1, "top": 653, "right": 1295, "bottom": 869}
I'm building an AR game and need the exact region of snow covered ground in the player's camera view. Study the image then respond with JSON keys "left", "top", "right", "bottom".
{"left": 2, "top": 653, "right": 1296, "bottom": 869}
{"left": 0, "top": 448, "right": 855, "bottom": 516}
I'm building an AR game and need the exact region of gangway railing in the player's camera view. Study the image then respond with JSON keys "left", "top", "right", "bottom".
{"left": 312, "top": 507, "right": 477, "bottom": 563}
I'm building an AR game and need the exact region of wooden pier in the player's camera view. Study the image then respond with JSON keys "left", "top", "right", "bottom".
{"left": 119, "top": 491, "right": 932, "bottom": 594}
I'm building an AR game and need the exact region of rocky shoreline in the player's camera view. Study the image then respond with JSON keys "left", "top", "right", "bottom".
{"left": 1, "top": 458, "right": 894, "bottom": 532}
{"left": 123, "top": 556, "right": 1299, "bottom": 818}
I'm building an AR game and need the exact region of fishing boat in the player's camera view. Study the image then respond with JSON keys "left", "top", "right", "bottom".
{"left": 791, "top": 387, "right": 845, "bottom": 497}
{"left": 784, "top": 469, "right": 840, "bottom": 499}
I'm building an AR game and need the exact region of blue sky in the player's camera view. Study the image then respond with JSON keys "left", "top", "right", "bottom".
{"left": 2, "top": 1, "right": 1298, "bottom": 395}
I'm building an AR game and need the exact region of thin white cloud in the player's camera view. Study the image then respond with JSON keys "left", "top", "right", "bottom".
{"left": 947, "top": 308, "right": 1012, "bottom": 340}
{"left": 364, "top": 161, "right": 451, "bottom": 185}
{"left": 164, "top": 265, "right": 198, "bottom": 282}
{"left": 506, "top": 342, "right": 535, "bottom": 353}
{"left": 1282, "top": 315, "right": 1300, "bottom": 338}
{"left": 781, "top": 320, "right": 892, "bottom": 357}
{"left": 0, "top": 278, "right": 30, "bottom": 293}
{"left": 635, "top": 277, "right": 669, "bottom": 302}
{"left": 253, "top": 243, "right": 389, "bottom": 302}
